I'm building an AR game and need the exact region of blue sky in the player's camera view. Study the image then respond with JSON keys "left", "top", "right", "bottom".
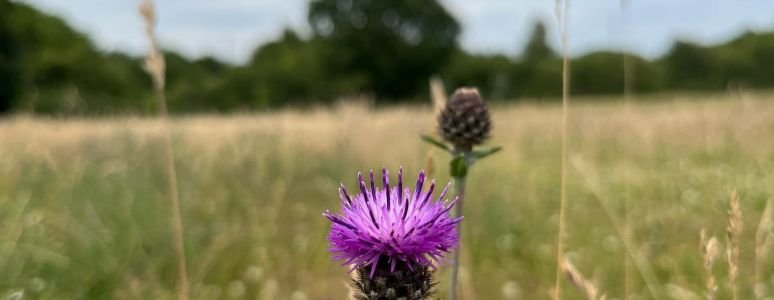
{"left": 18, "top": 0, "right": 774, "bottom": 64}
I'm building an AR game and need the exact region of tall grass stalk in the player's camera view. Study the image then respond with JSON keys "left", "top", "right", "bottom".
{"left": 571, "top": 157, "right": 663, "bottom": 299}
{"left": 619, "top": 0, "right": 633, "bottom": 298}
{"left": 139, "top": 1, "right": 189, "bottom": 299}
{"left": 754, "top": 197, "right": 773, "bottom": 299}
{"left": 553, "top": 0, "right": 571, "bottom": 298}
{"left": 424, "top": 77, "right": 447, "bottom": 179}
{"left": 726, "top": 190, "right": 742, "bottom": 300}
{"left": 561, "top": 257, "right": 605, "bottom": 300}
{"left": 429, "top": 76, "right": 448, "bottom": 115}
{"left": 700, "top": 229, "right": 719, "bottom": 300}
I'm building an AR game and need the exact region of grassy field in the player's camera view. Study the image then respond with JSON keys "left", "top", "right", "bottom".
{"left": 1, "top": 92, "right": 773, "bottom": 299}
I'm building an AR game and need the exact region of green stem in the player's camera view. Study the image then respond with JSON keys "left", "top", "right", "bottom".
{"left": 449, "top": 152, "right": 468, "bottom": 300}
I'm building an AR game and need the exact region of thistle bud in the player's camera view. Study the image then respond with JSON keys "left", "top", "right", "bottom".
{"left": 438, "top": 88, "right": 492, "bottom": 151}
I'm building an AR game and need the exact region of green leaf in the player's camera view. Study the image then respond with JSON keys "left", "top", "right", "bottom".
{"left": 420, "top": 134, "right": 451, "bottom": 152}
{"left": 472, "top": 146, "right": 502, "bottom": 161}
{"left": 450, "top": 156, "right": 468, "bottom": 178}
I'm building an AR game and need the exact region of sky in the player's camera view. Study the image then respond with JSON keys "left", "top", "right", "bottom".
{"left": 17, "top": 0, "right": 774, "bottom": 64}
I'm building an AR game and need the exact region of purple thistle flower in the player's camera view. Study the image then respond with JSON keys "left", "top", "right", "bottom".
{"left": 323, "top": 167, "right": 462, "bottom": 279}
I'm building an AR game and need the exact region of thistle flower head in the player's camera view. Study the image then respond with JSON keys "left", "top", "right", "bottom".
{"left": 323, "top": 168, "right": 462, "bottom": 278}
{"left": 438, "top": 87, "right": 492, "bottom": 151}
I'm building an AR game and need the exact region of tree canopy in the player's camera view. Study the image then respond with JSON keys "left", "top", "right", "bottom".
{"left": 2, "top": 1, "right": 774, "bottom": 115}
{"left": 523, "top": 21, "right": 555, "bottom": 61}
{"left": 308, "top": 0, "right": 460, "bottom": 100}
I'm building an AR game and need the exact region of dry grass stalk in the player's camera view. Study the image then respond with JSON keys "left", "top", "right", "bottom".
{"left": 139, "top": 0, "right": 165, "bottom": 92}
{"left": 726, "top": 190, "right": 742, "bottom": 300}
{"left": 700, "top": 229, "right": 719, "bottom": 300}
{"left": 619, "top": 0, "right": 633, "bottom": 295}
{"left": 570, "top": 156, "right": 663, "bottom": 299}
{"left": 139, "top": 1, "right": 189, "bottom": 299}
{"left": 425, "top": 76, "right": 444, "bottom": 179}
{"left": 561, "top": 257, "right": 606, "bottom": 300}
{"left": 754, "top": 197, "right": 773, "bottom": 299}
{"left": 423, "top": 153, "right": 435, "bottom": 178}
{"left": 553, "top": 0, "right": 571, "bottom": 299}
{"left": 429, "top": 76, "right": 447, "bottom": 115}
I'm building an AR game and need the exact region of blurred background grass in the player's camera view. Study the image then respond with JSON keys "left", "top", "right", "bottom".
{"left": 1, "top": 92, "right": 772, "bottom": 299}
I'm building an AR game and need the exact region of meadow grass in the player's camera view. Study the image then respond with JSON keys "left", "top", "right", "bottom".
{"left": 1, "top": 92, "right": 773, "bottom": 299}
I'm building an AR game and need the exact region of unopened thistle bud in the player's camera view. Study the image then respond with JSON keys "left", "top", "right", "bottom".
{"left": 324, "top": 168, "right": 462, "bottom": 300}
{"left": 438, "top": 88, "right": 492, "bottom": 151}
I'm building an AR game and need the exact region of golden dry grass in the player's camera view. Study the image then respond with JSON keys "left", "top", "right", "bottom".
{"left": 1, "top": 92, "right": 774, "bottom": 299}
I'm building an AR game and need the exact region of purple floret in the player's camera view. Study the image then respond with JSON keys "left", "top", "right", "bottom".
{"left": 323, "top": 167, "right": 462, "bottom": 278}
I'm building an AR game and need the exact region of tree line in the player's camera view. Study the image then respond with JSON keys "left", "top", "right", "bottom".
{"left": 1, "top": 0, "right": 773, "bottom": 115}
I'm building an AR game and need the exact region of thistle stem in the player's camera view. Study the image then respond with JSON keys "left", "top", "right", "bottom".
{"left": 449, "top": 151, "right": 468, "bottom": 300}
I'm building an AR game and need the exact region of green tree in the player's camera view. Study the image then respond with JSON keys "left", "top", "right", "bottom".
{"left": 572, "top": 52, "right": 660, "bottom": 94}
{"left": 0, "top": 0, "right": 20, "bottom": 113}
{"left": 2, "top": 1, "right": 149, "bottom": 113}
{"left": 522, "top": 21, "right": 555, "bottom": 60}
{"left": 713, "top": 32, "right": 774, "bottom": 88}
{"left": 512, "top": 58, "right": 562, "bottom": 98}
{"left": 308, "top": 0, "right": 460, "bottom": 100}
{"left": 201, "top": 30, "right": 332, "bottom": 110}
{"left": 511, "top": 21, "right": 560, "bottom": 99}
{"left": 661, "top": 41, "right": 720, "bottom": 90}
{"left": 441, "top": 50, "right": 512, "bottom": 99}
